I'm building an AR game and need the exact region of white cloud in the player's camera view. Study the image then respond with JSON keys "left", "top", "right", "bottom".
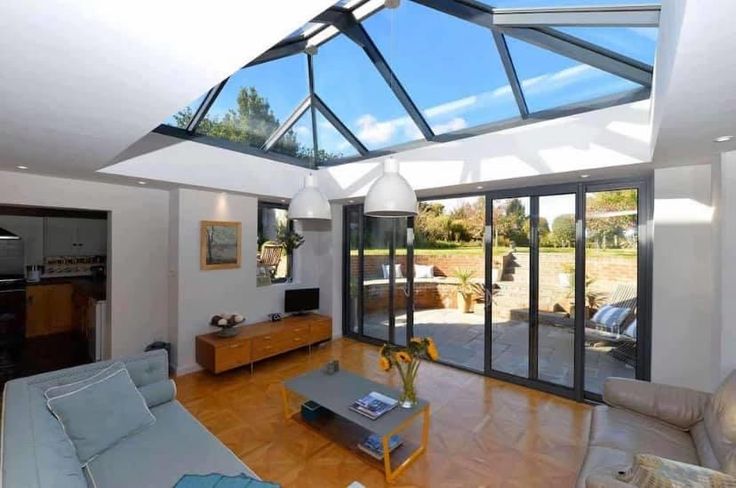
{"left": 433, "top": 117, "right": 467, "bottom": 133}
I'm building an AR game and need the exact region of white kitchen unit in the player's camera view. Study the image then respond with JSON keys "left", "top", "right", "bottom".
{"left": 44, "top": 217, "right": 107, "bottom": 256}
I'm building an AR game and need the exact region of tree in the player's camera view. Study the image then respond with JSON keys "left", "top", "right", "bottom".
{"left": 172, "top": 86, "right": 340, "bottom": 162}
{"left": 586, "top": 190, "right": 637, "bottom": 248}
{"left": 551, "top": 214, "right": 576, "bottom": 248}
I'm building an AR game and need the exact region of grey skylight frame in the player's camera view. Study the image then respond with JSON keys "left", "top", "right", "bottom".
{"left": 155, "top": 0, "right": 660, "bottom": 168}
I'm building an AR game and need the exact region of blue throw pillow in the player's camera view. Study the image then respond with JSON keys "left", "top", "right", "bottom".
{"left": 47, "top": 366, "right": 155, "bottom": 464}
{"left": 592, "top": 305, "right": 631, "bottom": 332}
{"left": 175, "top": 473, "right": 280, "bottom": 488}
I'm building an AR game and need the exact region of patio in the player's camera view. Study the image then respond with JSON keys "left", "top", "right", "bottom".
{"left": 364, "top": 307, "right": 634, "bottom": 394}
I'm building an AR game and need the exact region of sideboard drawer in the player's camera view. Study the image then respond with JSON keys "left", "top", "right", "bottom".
{"left": 309, "top": 320, "right": 332, "bottom": 344}
{"left": 215, "top": 341, "right": 250, "bottom": 373}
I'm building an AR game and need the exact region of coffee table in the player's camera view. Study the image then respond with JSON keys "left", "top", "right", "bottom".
{"left": 282, "top": 369, "right": 430, "bottom": 482}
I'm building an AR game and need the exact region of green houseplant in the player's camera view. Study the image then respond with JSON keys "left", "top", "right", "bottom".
{"left": 454, "top": 268, "right": 477, "bottom": 313}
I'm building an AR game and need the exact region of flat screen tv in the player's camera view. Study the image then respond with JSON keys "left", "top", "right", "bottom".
{"left": 285, "top": 288, "right": 319, "bottom": 315}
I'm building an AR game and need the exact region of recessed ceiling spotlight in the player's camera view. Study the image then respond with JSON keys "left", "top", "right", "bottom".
{"left": 16, "top": 165, "right": 28, "bottom": 170}
{"left": 580, "top": 174, "right": 590, "bottom": 179}
{"left": 137, "top": 181, "right": 147, "bottom": 185}
{"left": 349, "top": 200, "right": 355, "bottom": 203}
{"left": 281, "top": 199, "right": 286, "bottom": 203}
{"left": 714, "top": 135, "right": 734, "bottom": 143}
{"left": 476, "top": 185, "right": 484, "bottom": 189}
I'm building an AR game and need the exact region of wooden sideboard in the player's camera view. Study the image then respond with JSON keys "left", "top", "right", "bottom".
{"left": 195, "top": 314, "right": 332, "bottom": 374}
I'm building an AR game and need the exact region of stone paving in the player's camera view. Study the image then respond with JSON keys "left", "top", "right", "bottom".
{"left": 364, "top": 307, "right": 634, "bottom": 394}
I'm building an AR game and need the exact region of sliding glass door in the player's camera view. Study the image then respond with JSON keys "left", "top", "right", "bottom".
{"left": 343, "top": 178, "right": 651, "bottom": 400}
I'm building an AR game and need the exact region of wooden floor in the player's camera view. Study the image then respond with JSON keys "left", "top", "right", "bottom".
{"left": 175, "top": 338, "right": 591, "bottom": 488}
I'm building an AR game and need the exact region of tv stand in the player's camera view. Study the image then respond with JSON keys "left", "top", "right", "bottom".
{"left": 195, "top": 314, "right": 331, "bottom": 374}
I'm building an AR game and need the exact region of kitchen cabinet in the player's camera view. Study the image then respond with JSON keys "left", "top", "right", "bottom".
{"left": 26, "top": 283, "right": 74, "bottom": 337}
{"left": 44, "top": 218, "right": 107, "bottom": 256}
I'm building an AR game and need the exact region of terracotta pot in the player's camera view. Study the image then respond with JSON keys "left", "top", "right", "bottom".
{"left": 457, "top": 292, "right": 474, "bottom": 313}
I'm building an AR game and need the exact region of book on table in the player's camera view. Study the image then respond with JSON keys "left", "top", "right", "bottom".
{"left": 357, "top": 434, "right": 403, "bottom": 460}
{"left": 349, "top": 391, "right": 398, "bottom": 420}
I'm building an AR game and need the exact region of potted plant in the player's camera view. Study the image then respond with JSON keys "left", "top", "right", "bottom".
{"left": 276, "top": 225, "right": 305, "bottom": 281}
{"left": 379, "top": 337, "right": 439, "bottom": 408}
{"left": 453, "top": 268, "right": 476, "bottom": 313}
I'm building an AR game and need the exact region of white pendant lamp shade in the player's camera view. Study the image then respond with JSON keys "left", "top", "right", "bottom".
{"left": 288, "top": 173, "right": 331, "bottom": 221}
{"left": 364, "top": 158, "right": 417, "bottom": 217}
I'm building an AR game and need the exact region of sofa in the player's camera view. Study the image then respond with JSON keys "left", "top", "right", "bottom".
{"left": 2, "top": 350, "right": 257, "bottom": 488}
{"left": 577, "top": 372, "right": 736, "bottom": 487}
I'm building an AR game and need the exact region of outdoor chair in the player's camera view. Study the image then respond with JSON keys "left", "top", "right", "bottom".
{"left": 586, "top": 283, "right": 637, "bottom": 343}
{"left": 257, "top": 241, "right": 283, "bottom": 279}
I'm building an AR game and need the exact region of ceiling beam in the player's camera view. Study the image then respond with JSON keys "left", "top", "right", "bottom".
{"left": 316, "top": 8, "right": 436, "bottom": 141}
{"left": 313, "top": 94, "right": 369, "bottom": 155}
{"left": 492, "top": 5, "right": 660, "bottom": 27}
{"left": 247, "top": 39, "right": 308, "bottom": 67}
{"left": 492, "top": 31, "right": 529, "bottom": 118}
{"left": 411, "top": 0, "right": 652, "bottom": 86}
{"left": 262, "top": 96, "right": 311, "bottom": 151}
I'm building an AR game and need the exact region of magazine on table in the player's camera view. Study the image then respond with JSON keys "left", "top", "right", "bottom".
{"left": 357, "top": 434, "right": 403, "bottom": 460}
{"left": 349, "top": 391, "right": 398, "bottom": 420}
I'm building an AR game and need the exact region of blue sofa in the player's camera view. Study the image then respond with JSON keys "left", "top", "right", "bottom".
{"left": 1, "top": 350, "right": 257, "bottom": 488}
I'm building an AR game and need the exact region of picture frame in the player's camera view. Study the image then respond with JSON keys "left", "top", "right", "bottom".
{"left": 200, "top": 220, "right": 242, "bottom": 270}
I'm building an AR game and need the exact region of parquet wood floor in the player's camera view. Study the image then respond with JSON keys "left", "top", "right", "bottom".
{"left": 175, "top": 337, "right": 591, "bottom": 488}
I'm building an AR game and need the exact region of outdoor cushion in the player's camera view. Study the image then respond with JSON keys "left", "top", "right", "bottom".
{"left": 415, "top": 264, "right": 434, "bottom": 278}
{"left": 47, "top": 366, "right": 156, "bottom": 464}
{"left": 623, "top": 319, "right": 637, "bottom": 338}
{"left": 84, "top": 401, "right": 257, "bottom": 488}
{"left": 593, "top": 305, "right": 631, "bottom": 332}
{"left": 381, "top": 263, "right": 403, "bottom": 279}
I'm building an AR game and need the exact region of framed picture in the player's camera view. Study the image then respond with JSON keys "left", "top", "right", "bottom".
{"left": 200, "top": 221, "right": 242, "bottom": 270}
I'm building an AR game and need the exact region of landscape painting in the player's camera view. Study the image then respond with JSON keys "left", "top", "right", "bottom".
{"left": 200, "top": 221, "right": 241, "bottom": 270}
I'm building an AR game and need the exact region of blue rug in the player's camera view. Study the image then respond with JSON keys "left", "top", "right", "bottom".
{"left": 174, "top": 473, "right": 280, "bottom": 488}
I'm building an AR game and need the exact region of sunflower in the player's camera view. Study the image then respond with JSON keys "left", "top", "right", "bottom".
{"left": 396, "top": 351, "right": 412, "bottom": 363}
{"left": 426, "top": 337, "right": 440, "bottom": 361}
{"left": 379, "top": 356, "right": 392, "bottom": 371}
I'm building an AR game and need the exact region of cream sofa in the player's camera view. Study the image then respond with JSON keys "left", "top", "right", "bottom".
{"left": 577, "top": 372, "right": 736, "bottom": 487}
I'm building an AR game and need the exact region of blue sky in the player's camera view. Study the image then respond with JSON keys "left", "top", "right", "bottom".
{"left": 165, "top": 1, "right": 658, "bottom": 159}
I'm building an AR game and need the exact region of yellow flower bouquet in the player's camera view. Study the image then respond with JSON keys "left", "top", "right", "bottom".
{"left": 379, "top": 337, "right": 439, "bottom": 408}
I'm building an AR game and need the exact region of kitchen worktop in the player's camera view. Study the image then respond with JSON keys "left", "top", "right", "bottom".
{"left": 26, "top": 277, "right": 106, "bottom": 300}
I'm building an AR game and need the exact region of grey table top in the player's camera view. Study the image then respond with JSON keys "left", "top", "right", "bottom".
{"left": 284, "top": 369, "right": 429, "bottom": 437}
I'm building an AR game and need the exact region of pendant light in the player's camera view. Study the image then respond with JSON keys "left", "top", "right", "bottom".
{"left": 364, "top": 158, "right": 417, "bottom": 217}
{"left": 288, "top": 173, "right": 331, "bottom": 221}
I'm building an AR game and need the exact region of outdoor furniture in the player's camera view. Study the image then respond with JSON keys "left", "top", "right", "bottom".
{"left": 586, "top": 284, "right": 637, "bottom": 343}
{"left": 257, "top": 241, "right": 283, "bottom": 279}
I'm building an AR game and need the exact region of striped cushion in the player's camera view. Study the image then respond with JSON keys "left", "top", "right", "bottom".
{"left": 618, "top": 453, "right": 736, "bottom": 487}
{"left": 592, "top": 305, "right": 631, "bottom": 332}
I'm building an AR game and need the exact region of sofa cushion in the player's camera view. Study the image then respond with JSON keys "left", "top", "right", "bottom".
{"left": 576, "top": 446, "right": 633, "bottom": 488}
{"left": 705, "top": 370, "right": 736, "bottom": 475}
{"left": 44, "top": 362, "right": 125, "bottom": 400}
{"left": 589, "top": 406, "right": 699, "bottom": 464}
{"left": 619, "top": 453, "right": 736, "bottom": 487}
{"left": 84, "top": 401, "right": 255, "bottom": 488}
{"left": 47, "top": 366, "right": 156, "bottom": 464}
{"left": 139, "top": 378, "right": 177, "bottom": 408}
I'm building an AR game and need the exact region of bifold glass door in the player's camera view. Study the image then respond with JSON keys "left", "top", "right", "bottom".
{"left": 343, "top": 180, "right": 650, "bottom": 400}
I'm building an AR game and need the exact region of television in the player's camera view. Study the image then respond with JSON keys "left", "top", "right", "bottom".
{"left": 285, "top": 288, "right": 319, "bottom": 315}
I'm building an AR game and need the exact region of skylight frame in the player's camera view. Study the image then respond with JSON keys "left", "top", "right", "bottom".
{"left": 157, "top": 0, "right": 660, "bottom": 168}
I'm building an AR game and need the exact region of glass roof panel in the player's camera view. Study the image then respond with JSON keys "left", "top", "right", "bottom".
{"left": 315, "top": 110, "right": 359, "bottom": 163}
{"left": 270, "top": 109, "right": 313, "bottom": 164}
{"left": 163, "top": 93, "right": 206, "bottom": 128}
{"left": 364, "top": 1, "right": 519, "bottom": 135}
{"left": 196, "top": 54, "right": 308, "bottom": 149}
{"left": 558, "top": 27, "right": 658, "bottom": 65}
{"left": 313, "top": 34, "right": 421, "bottom": 151}
{"left": 505, "top": 35, "right": 639, "bottom": 113}
{"left": 481, "top": 0, "right": 659, "bottom": 7}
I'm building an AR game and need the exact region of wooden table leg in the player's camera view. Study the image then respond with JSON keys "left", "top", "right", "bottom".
{"left": 383, "top": 405, "right": 430, "bottom": 483}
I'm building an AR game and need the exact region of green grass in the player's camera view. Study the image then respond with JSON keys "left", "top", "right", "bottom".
{"left": 354, "top": 246, "right": 636, "bottom": 258}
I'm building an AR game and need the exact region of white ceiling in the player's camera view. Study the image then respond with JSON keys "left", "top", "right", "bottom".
{"left": 650, "top": 0, "right": 736, "bottom": 165}
{"left": 0, "top": 0, "right": 335, "bottom": 179}
{"left": 1, "top": 0, "right": 735, "bottom": 196}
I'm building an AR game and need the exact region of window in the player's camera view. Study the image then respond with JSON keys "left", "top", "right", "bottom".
{"left": 163, "top": 93, "right": 206, "bottom": 128}
{"left": 257, "top": 203, "right": 291, "bottom": 285}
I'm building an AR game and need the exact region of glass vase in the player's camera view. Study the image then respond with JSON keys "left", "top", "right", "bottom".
{"left": 400, "top": 376, "right": 417, "bottom": 409}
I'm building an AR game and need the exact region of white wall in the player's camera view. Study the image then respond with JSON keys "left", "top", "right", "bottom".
{"left": 652, "top": 164, "right": 718, "bottom": 390}
{"left": 0, "top": 171, "right": 169, "bottom": 358}
{"left": 170, "top": 188, "right": 332, "bottom": 374}
{"left": 713, "top": 150, "right": 736, "bottom": 380}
